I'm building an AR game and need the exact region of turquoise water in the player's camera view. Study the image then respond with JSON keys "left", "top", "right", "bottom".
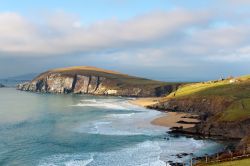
{"left": 0, "top": 88, "right": 224, "bottom": 166}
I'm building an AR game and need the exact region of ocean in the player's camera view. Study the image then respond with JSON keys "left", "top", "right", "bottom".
{"left": 0, "top": 88, "right": 224, "bottom": 166}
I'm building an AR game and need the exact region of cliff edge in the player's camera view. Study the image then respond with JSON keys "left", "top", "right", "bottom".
{"left": 17, "top": 66, "right": 181, "bottom": 97}
{"left": 149, "top": 75, "right": 250, "bottom": 151}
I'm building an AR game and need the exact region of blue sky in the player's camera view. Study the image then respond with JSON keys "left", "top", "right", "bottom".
{"left": 0, "top": 0, "right": 250, "bottom": 81}
{"left": 0, "top": 0, "right": 173, "bottom": 22}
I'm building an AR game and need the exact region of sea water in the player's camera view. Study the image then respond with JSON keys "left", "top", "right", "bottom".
{"left": 0, "top": 88, "right": 224, "bottom": 166}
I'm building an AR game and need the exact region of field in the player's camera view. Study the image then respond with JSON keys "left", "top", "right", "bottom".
{"left": 205, "top": 158, "right": 250, "bottom": 166}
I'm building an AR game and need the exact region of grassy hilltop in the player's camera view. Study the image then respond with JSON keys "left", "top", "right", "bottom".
{"left": 163, "top": 75, "right": 250, "bottom": 122}
{"left": 35, "top": 66, "right": 177, "bottom": 87}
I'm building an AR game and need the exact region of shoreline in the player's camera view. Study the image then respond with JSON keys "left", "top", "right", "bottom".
{"left": 129, "top": 97, "right": 161, "bottom": 107}
{"left": 151, "top": 112, "right": 199, "bottom": 129}
{"left": 129, "top": 97, "right": 199, "bottom": 129}
{"left": 129, "top": 97, "right": 241, "bottom": 165}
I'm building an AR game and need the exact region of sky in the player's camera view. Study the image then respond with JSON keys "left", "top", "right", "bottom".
{"left": 0, "top": 0, "right": 250, "bottom": 81}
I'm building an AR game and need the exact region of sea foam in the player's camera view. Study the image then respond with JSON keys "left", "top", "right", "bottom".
{"left": 71, "top": 98, "right": 134, "bottom": 110}
{"left": 39, "top": 141, "right": 166, "bottom": 166}
{"left": 39, "top": 154, "right": 94, "bottom": 166}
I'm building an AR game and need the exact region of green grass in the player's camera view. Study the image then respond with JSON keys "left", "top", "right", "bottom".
{"left": 206, "top": 158, "right": 250, "bottom": 166}
{"left": 164, "top": 75, "right": 250, "bottom": 122}
{"left": 220, "top": 98, "right": 250, "bottom": 121}
{"left": 167, "top": 76, "right": 250, "bottom": 99}
{"left": 167, "top": 80, "right": 231, "bottom": 98}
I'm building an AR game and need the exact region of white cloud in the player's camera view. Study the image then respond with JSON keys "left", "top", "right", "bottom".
{"left": 205, "top": 46, "right": 250, "bottom": 62}
{"left": 228, "top": 0, "right": 250, "bottom": 5}
{"left": 1, "top": 8, "right": 250, "bottom": 67}
{"left": 0, "top": 9, "right": 211, "bottom": 56}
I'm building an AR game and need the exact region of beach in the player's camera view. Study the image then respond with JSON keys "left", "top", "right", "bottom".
{"left": 151, "top": 112, "right": 199, "bottom": 129}
{"left": 130, "top": 97, "right": 199, "bottom": 129}
{"left": 129, "top": 97, "right": 161, "bottom": 107}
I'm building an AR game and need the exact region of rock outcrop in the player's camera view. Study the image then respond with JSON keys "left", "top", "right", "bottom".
{"left": 149, "top": 96, "right": 250, "bottom": 153}
{"left": 149, "top": 96, "right": 250, "bottom": 139}
{"left": 17, "top": 66, "right": 181, "bottom": 97}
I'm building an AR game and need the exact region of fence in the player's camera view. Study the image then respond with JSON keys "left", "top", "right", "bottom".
{"left": 194, "top": 150, "right": 250, "bottom": 166}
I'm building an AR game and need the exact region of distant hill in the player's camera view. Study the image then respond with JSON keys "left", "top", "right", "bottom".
{"left": 17, "top": 66, "right": 182, "bottom": 97}
{"left": 4, "top": 73, "right": 38, "bottom": 81}
{"left": 0, "top": 73, "right": 38, "bottom": 87}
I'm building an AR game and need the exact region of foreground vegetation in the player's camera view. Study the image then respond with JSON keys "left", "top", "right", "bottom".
{"left": 205, "top": 158, "right": 250, "bottom": 166}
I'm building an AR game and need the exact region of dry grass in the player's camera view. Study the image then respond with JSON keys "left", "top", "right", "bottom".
{"left": 33, "top": 66, "right": 180, "bottom": 89}
{"left": 50, "top": 66, "right": 125, "bottom": 75}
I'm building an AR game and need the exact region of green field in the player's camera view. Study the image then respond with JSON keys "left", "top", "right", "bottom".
{"left": 165, "top": 75, "right": 250, "bottom": 122}
{"left": 219, "top": 98, "right": 250, "bottom": 121}
{"left": 168, "top": 76, "right": 250, "bottom": 99}
{"left": 205, "top": 158, "right": 250, "bottom": 166}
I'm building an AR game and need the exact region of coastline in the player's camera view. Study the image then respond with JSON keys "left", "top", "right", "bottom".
{"left": 129, "top": 97, "right": 161, "bottom": 107}
{"left": 151, "top": 112, "right": 199, "bottom": 129}
{"left": 129, "top": 97, "right": 237, "bottom": 165}
{"left": 129, "top": 98, "right": 199, "bottom": 129}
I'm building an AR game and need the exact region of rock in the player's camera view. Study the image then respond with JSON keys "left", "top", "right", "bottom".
{"left": 0, "top": 83, "right": 5, "bottom": 88}
{"left": 176, "top": 120, "right": 200, "bottom": 124}
{"left": 150, "top": 96, "right": 250, "bottom": 139}
{"left": 236, "top": 136, "right": 250, "bottom": 153}
{"left": 176, "top": 153, "right": 189, "bottom": 158}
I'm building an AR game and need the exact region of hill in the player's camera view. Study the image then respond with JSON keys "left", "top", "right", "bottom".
{"left": 164, "top": 75, "right": 250, "bottom": 122}
{"left": 149, "top": 75, "right": 250, "bottom": 153}
{"left": 17, "top": 66, "right": 181, "bottom": 97}
{"left": 3, "top": 73, "right": 37, "bottom": 81}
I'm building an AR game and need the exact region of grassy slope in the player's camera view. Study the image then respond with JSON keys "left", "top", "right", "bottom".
{"left": 164, "top": 75, "right": 250, "bottom": 122}
{"left": 205, "top": 158, "right": 250, "bottom": 166}
{"left": 33, "top": 66, "right": 177, "bottom": 88}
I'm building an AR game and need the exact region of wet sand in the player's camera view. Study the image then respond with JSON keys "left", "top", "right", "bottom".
{"left": 130, "top": 98, "right": 199, "bottom": 129}
{"left": 151, "top": 112, "right": 199, "bottom": 129}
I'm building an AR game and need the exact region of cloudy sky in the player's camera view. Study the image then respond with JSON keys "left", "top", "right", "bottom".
{"left": 0, "top": 0, "right": 250, "bottom": 81}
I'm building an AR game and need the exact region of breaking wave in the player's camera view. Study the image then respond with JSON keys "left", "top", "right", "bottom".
{"left": 39, "top": 141, "right": 166, "bottom": 166}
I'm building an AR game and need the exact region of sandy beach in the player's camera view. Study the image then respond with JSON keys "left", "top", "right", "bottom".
{"left": 129, "top": 97, "right": 162, "bottom": 107}
{"left": 130, "top": 98, "right": 199, "bottom": 129}
{"left": 151, "top": 112, "right": 199, "bottom": 129}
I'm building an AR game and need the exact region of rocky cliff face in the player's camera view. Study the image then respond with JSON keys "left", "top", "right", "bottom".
{"left": 149, "top": 96, "right": 250, "bottom": 139}
{"left": 17, "top": 67, "right": 180, "bottom": 97}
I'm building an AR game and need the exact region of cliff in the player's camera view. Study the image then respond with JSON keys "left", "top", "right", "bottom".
{"left": 149, "top": 75, "right": 250, "bottom": 151}
{"left": 17, "top": 66, "right": 181, "bottom": 97}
